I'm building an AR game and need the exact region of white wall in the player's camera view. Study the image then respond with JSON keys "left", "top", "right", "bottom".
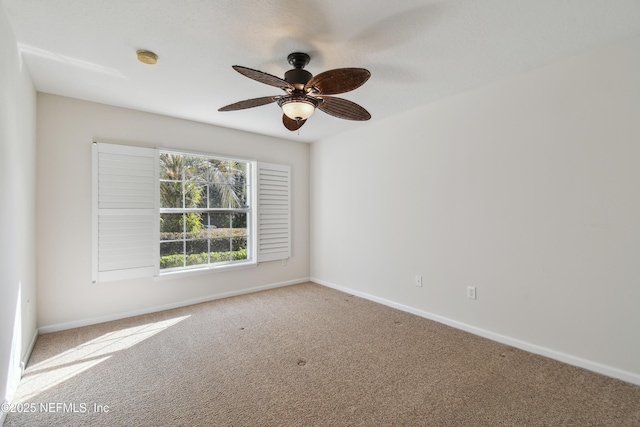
{"left": 36, "top": 94, "right": 310, "bottom": 330}
{"left": 311, "top": 35, "right": 640, "bottom": 382}
{"left": 0, "top": 2, "right": 37, "bottom": 415}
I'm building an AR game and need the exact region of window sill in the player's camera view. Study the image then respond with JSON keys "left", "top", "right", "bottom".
{"left": 154, "top": 261, "right": 257, "bottom": 281}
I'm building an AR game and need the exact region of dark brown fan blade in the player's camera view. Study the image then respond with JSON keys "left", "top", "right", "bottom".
{"left": 218, "top": 96, "right": 279, "bottom": 112}
{"left": 232, "top": 66, "right": 293, "bottom": 91}
{"left": 317, "top": 96, "right": 371, "bottom": 121}
{"left": 282, "top": 114, "right": 306, "bottom": 131}
{"left": 305, "top": 68, "right": 370, "bottom": 95}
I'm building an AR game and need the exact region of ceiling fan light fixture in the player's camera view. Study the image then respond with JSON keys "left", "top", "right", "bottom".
{"left": 279, "top": 96, "right": 317, "bottom": 121}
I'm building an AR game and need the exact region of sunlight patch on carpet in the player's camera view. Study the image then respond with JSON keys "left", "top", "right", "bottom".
{"left": 14, "top": 315, "right": 190, "bottom": 402}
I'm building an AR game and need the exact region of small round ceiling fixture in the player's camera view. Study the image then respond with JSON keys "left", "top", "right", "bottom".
{"left": 136, "top": 50, "right": 158, "bottom": 65}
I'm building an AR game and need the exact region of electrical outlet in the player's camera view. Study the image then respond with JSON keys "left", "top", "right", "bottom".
{"left": 415, "top": 275, "right": 423, "bottom": 287}
{"left": 467, "top": 286, "right": 477, "bottom": 300}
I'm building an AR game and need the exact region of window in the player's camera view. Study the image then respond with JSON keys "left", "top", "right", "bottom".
{"left": 159, "top": 151, "right": 253, "bottom": 272}
{"left": 92, "top": 142, "right": 290, "bottom": 282}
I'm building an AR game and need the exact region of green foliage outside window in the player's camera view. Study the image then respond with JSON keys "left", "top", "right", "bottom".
{"left": 159, "top": 152, "right": 250, "bottom": 270}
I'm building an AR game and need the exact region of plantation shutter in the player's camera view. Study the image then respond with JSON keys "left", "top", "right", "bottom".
{"left": 92, "top": 142, "right": 159, "bottom": 282}
{"left": 256, "top": 162, "right": 291, "bottom": 262}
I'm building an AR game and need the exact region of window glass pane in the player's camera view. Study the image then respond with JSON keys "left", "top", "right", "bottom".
{"left": 208, "top": 212, "right": 232, "bottom": 231}
{"left": 208, "top": 215, "right": 233, "bottom": 261}
{"left": 232, "top": 212, "right": 247, "bottom": 230}
{"left": 232, "top": 182, "right": 248, "bottom": 208}
{"left": 160, "top": 241, "right": 183, "bottom": 257}
{"left": 159, "top": 153, "right": 183, "bottom": 180}
{"left": 160, "top": 213, "right": 184, "bottom": 241}
{"left": 230, "top": 162, "right": 248, "bottom": 207}
{"left": 200, "top": 212, "right": 216, "bottom": 237}
{"left": 184, "top": 212, "right": 205, "bottom": 240}
{"left": 231, "top": 214, "right": 247, "bottom": 243}
{"left": 160, "top": 181, "right": 183, "bottom": 208}
{"left": 235, "top": 162, "right": 247, "bottom": 174}
{"left": 210, "top": 238, "right": 232, "bottom": 261}
{"left": 184, "top": 182, "right": 206, "bottom": 208}
{"left": 200, "top": 160, "right": 248, "bottom": 208}
{"left": 202, "top": 184, "right": 211, "bottom": 209}
{"left": 208, "top": 185, "right": 224, "bottom": 208}
{"left": 231, "top": 213, "right": 247, "bottom": 259}
{"left": 183, "top": 155, "right": 206, "bottom": 180}
{"left": 219, "top": 160, "right": 234, "bottom": 209}
{"left": 222, "top": 184, "right": 244, "bottom": 209}
{"left": 209, "top": 237, "right": 231, "bottom": 253}
{"left": 234, "top": 246, "right": 248, "bottom": 261}
{"left": 186, "top": 240, "right": 208, "bottom": 266}
{"left": 160, "top": 241, "right": 184, "bottom": 270}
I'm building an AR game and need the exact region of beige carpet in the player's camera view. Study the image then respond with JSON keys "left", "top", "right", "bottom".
{"left": 5, "top": 282, "right": 640, "bottom": 426}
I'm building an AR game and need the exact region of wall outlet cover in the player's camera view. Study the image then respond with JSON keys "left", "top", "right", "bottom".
{"left": 467, "top": 286, "right": 477, "bottom": 299}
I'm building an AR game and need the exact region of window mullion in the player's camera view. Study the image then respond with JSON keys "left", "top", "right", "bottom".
{"left": 207, "top": 184, "right": 211, "bottom": 265}
{"left": 182, "top": 163, "right": 187, "bottom": 268}
{"left": 182, "top": 214, "right": 186, "bottom": 268}
{"left": 229, "top": 213, "right": 233, "bottom": 259}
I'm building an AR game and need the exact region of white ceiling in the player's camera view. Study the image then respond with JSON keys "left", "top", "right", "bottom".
{"left": 4, "top": 0, "right": 640, "bottom": 143}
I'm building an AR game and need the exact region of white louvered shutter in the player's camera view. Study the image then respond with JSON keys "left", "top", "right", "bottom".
{"left": 92, "top": 142, "right": 159, "bottom": 282}
{"left": 257, "top": 162, "right": 291, "bottom": 262}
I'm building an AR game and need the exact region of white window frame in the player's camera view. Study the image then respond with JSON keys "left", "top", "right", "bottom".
{"left": 158, "top": 149, "right": 256, "bottom": 275}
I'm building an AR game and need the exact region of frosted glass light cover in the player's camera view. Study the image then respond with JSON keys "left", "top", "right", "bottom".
{"left": 281, "top": 100, "right": 315, "bottom": 120}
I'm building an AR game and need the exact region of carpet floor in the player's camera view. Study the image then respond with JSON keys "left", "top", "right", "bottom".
{"left": 5, "top": 282, "right": 640, "bottom": 426}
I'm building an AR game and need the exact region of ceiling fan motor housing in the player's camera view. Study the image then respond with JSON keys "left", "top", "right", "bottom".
{"left": 285, "top": 52, "right": 312, "bottom": 89}
{"left": 285, "top": 68, "right": 312, "bottom": 88}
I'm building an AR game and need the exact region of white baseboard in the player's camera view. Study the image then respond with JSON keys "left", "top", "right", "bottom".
{"left": 20, "top": 329, "right": 38, "bottom": 373}
{"left": 39, "top": 277, "right": 310, "bottom": 334}
{"left": 311, "top": 277, "right": 640, "bottom": 386}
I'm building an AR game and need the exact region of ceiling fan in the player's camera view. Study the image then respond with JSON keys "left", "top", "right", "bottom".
{"left": 218, "top": 52, "right": 371, "bottom": 131}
